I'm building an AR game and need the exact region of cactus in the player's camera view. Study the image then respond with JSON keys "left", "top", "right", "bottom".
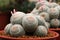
{"left": 46, "top": 2, "right": 58, "bottom": 8}
{"left": 34, "top": 15, "right": 49, "bottom": 29}
{"left": 44, "top": 1, "right": 58, "bottom": 8}
{"left": 22, "top": 14, "right": 38, "bottom": 33}
{"left": 50, "top": 19, "right": 60, "bottom": 28}
{"left": 55, "top": 5, "right": 60, "bottom": 12}
{"left": 38, "top": 5, "right": 49, "bottom": 13}
{"left": 39, "top": 12, "right": 50, "bottom": 22}
{"left": 55, "top": 5, "right": 60, "bottom": 18}
{"left": 50, "top": 2, "right": 58, "bottom": 8}
{"left": 10, "top": 24, "right": 25, "bottom": 37}
{"left": 4, "top": 23, "right": 13, "bottom": 34}
{"left": 47, "top": 8, "right": 59, "bottom": 19}
{"left": 34, "top": 26, "right": 48, "bottom": 36}
{"left": 34, "top": 15, "right": 46, "bottom": 25}
{"left": 10, "top": 9, "right": 25, "bottom": 25}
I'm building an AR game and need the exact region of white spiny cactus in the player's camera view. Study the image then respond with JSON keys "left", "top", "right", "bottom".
{"left": 10, "top": 9, "right": 25, "bottom": 25}
{"left": 47, "top": 8, "right": 59, "bottom": 19}
{"left": 39, "top": 12, "right": 50, "bottom": 22}
{"left": 22, "top": 14, "right": 38, "bottom": 33}
{"left": 34, "top": 26, "right": 48, "bottom": 36}
{"left": 10, "top": 24, "right": 25, "bottom": 37}
{"left": 50, "top": 19, "right": 60, "bottom": 28}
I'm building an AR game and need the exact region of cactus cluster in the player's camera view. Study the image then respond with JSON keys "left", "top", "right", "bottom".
{"left": 4, "top": 8, "right": 48, "bottom": 37}
{"left": 50, "top": 19, "right": 60, "bottom": 28}
{"left": 32, "top": 0, "right": 60, "bottom": 28}
{"left": 4, "top": 0, "right": 60, "bottom": 37}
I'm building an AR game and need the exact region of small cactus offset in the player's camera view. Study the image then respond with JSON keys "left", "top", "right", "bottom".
{"left": 4, "top": 23, "right": 13, "bottom": 34}
{"left": 22, "top": 14, "right": 38, "bottom": 33}
{"left": 9, "top": 24, "right": 25, "bottom": 37}
{"left": 38, "top": 5, "right": 49, "bottom": 13}
{"left": 47, "top": 8, "right": 59, "bottom": 19}
{"left": 50, "top": 2, "right": 58, "bottom": 8}
{"left": 35, "top": 1, "right": 50, "bottom": 13}
{"left": 55, "top": 5, "right": 60, "bottom": 12}
{"left": 10, "top": 9, "right": 25, "bottom": 25}
{"left": 50, "top": 19, "right": 60, "bottom": 28}
{"left": 46, "top": 2, "right": 58, "bottom": 8}
{"left": 39, "top": 12, "right": 50, "bottom": 22}
{"left": 35, "top": 15, "right": 46, "bottom": 26}
{"left": 55, "top": 5, "right": 60, "bottom": 19}
{"left": 34, "top": 26, "right": 48, "bottom": 36}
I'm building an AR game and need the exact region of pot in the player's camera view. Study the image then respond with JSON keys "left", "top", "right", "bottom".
{"left": 0, "top": 12, "right": 11, "bottom": 30}
{"left": 49, "top": 28, "right": 60, "bottom": 40}
{"left": 0, "top": 30, "right": 59, "bottom": 40}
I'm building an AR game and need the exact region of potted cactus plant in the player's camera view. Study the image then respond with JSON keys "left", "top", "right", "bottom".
{"left": 0, "top": 0, "right": 59, "bottom": 40}
{"left": 0, "top": 8, "right": 59, "bottom": 40}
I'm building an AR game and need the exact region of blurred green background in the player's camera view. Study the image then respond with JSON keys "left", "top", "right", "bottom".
{"left": 0, "top": 0, "right": 60, "bottom": 13}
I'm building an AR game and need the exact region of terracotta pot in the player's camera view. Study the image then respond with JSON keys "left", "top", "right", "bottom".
{"left": 49, "top": 28, "right": 60, "bottom": 40}
{"left": 0, "top": 12, "right": 11, "bottom": 30}
{"left": 0, "top": 30, "right": 59, "bottom": 40}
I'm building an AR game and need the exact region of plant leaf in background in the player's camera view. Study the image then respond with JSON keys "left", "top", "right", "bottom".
{"left": 0, "top": 0, "right": 10, "bottom": 7}
{"left": 14, "top": 0, "right": 35, "bottom": 13}
{"left": 0, "top": 0, "right": 35, "bottom": 13}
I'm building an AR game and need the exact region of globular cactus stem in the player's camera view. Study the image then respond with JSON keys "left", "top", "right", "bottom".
{"left": 50, "top": 19, "right": 60, "bottom": 28}
{"left": 10, "top": 9, "right": 25, "bottom": 25}
{"left": 10, "top": 24, "right": 25, "bottom": 37}
{"left": 22, "top": 14, "right": 38, "bottom": 33}
{"left": 34, "top": 26, "right": 48, "bottom": 36}
{"left": 4, "top": 23, "right": 13, "bottom": 35}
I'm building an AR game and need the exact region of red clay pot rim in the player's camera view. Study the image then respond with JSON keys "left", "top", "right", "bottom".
{"left": 49, "top": 28, "right": 60, "bottom": 30}
{"left": 0, "top": 30, "right": 59, "bottom": 40}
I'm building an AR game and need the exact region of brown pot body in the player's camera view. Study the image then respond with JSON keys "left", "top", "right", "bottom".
{"left": 0, "top": 30, "right": 59, "bottom": 40}
{"left": 49, "top": 28, "right": 60, "bottom": 40}
{"left": 0, "top": 12, "right": 11, "bottom": 30}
